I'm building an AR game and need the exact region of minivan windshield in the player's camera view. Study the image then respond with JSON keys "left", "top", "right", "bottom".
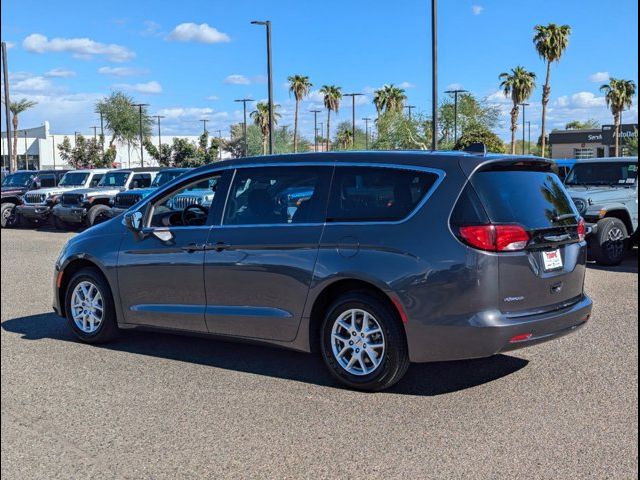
{"left": 470, "top": 169, "right": 577, "bottom": 230}
{"left": 151, "top": 170, "right": 187, "bottom": 187}
{"left": 59, "top": 171, "right": 90, "bottom": 187}
{"left": 565, "top": 161, "right": 638, "bottom": 187}
{"left": 98, "top": 171, "right": 130, "bottom": 187}
{"left": 2, "top": 172, "right": 35, "bottom": 187}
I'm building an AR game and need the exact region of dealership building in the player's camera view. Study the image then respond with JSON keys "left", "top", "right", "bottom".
{"left": 1, "top": 121, "right": 230, "bottom": 171}
{"left": 549, "top": 123, "right": 638, "bottom": 159}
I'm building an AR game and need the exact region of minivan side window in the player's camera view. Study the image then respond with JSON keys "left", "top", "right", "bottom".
{"left": 223, "top": 166, "right": 330, "bottom": 225}
{"left": 327, "top": 166, "right": 438, "bottom": 222}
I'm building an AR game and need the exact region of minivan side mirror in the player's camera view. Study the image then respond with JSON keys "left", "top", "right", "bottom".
{"left": 123, "top": 210, "right": 143, "bottom": 232}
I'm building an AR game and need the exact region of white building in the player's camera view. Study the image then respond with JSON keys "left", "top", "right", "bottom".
{"left": 1, "top": 121, "right": 231, "bottom": 171}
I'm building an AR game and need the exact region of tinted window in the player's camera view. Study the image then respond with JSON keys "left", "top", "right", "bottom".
{"left": 327, "top": 167, "right": 438, "bottom": 222}
{"left": 131, "top": 173, "right": 152, "bottom": 188}
{"left": 2, "top": 172, "right": 35, "bottom": 187}
{"left": 450, "top": 184, "right": 489, "bottom": 226}
{"left": 89, "top": 174, "right": 104, "bottom": 187}
{"left": 98, "top": 171, "right": 130, "bottom": 187}
{"left": 152, "top": 170, "right": 188, "bottom": 187}
{"left": 565, "top": 161, "right": 638, "bottom": 186}
{"left": 59, "top": 172, "right": 90, "bottom": 187}
{"left": 470, "top": 170, "right": 577, "bottom": 229}
{"left": 224, "top": 167, "right": 329, "bottom": 225}
{"left": 39, "top": 173, "right": 57, "bottom": 187}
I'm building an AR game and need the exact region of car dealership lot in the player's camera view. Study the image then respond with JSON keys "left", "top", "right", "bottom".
{"left": 1, "top": 229, "right": 637, "bottom": 479}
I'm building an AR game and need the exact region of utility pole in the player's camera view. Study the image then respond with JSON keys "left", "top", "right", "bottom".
{"left": 216, "top": 130, "right": 223, "bottom": 160}
{"left": 310, "top": 109, "right": 322, "bottom": 152}
{"left": 343, "top": 93, "right": 363, "bottom": 148}
{"left": 526, "top": 121, "right": 531, "bottom": 155}
{"left": 444, "top": 88, "right": 468, "bottom": 144}
{"left": 235, "top": 98, "right": 252, "bottom": 157}
{"left": 251, "top": 20, "right": 274, "bottom": 154}
{"left": 99, "top": 110, "right": 105, "bottom": 152}
{"left": 1, "top": 42, "right": 13, "bottom": 172}
{"left": 519, "top": 103, "right": 529, "bottom": 156}
{"left": 404, "top": 105, "right": 416, "bottom": 121}
{"left": 51, "top": 135, "right": 56, "bottom": 169}
{"left": 318, "top": 122, "right": 324, "bottom": 151}
{"left": 92, "top": 126, "right": 98, "bottom": 141}
{"left": 362, "top": 118, "right": 372, "bottom": 149}
{"left": 24, "top": 131, "right": 28, "bottom": 168}
{"left": 133, "top": 103, "right": 149, "bottom": 167}
{"left": 431, "top": 0, "right": 438, "bottom": 150}
{"left": 154, "top": 115, "right": 165, "bottom": 151}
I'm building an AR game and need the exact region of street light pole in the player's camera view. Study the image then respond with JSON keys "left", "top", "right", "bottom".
{"left": 526, "top": 121, "right": 531, "bottom": 155}
{"left": 519, "top": 103, "right": 529, "bottom": 155}
{"left": 444, "top": 89, "right": 468, "bottom": 144}
{"left": 133, "top": 103, "right": 149, "bottom": 167}
{"left": 1, "top": 41, "right": 13, "bottom": 172}
{"left": 343, "top": 93, "right": 363, "bottom": 148}
{"left": 310, "top": 109, "right": 322, "bottom": 152}
{"left": 92, "top": 126, "right": 98, "bottom": 141}
{"left": 201, "top": 119, "right": 209, "bottom": 134}
{"left": 251, "top": 20, "right": 274, "bottom": 154}
{"left": 99, "top": 111, "right": 105, "bottom": 153}
{"left": 154, "top": 115, "right": 165, "bottom": 151}
{"left": 318, "top": 122, "right": 324, "bottom": 150}
{"left": 235, "top": 98, "right": 252, "bottom": 157}
{"left": 431, "top": 0, "right": 438, "bottom": 150}
{"left": 216, "top": 130, "right": 223, "bottom": 160}
{"left": 362, "top": 118, "right": 372, "bottom": 149}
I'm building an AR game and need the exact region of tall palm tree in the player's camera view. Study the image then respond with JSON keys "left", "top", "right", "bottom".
{"left": 533, "top": 23, "right": 571, "bottom": 158}
{"left": 320, "top": 85, "right": 342, "bottom": 151}
{"left": 373, "top": 89, "right": 386, "bottom": 118}
{"left": 499, "top": 67, "right": 536, "bottom": 155}
{"left": 336, "top": 129, "right": 353, "bottom": 150}
{"left": 288, "top": 75, "right": 312, "bottom": 153}
{"left": 8, "top": 99, "right": 38, "bottom": 171}
{"left": 600, "top": 78, "right": 637, "bottom": 157}
{"left": 372, "top": 84, "right": 407, "bottom": 117}
{"left": 250, "top": 102, "right": 281, "bottom": 155}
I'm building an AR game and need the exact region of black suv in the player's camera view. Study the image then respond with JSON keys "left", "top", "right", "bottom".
{"left": 1, "top": 169, "right": 69, "bottom": 228}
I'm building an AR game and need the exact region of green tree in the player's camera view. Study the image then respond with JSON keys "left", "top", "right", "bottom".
{"left": 499, "top": 66, "right": 537, "bottom": 154}
{"left": 320, "top": 85, "right": 342, "bottom": 151}
{"left": 288, "top": 75, "right": 312, "bottom": 153}
{"left": 372, "top": 111, "right": 432, "bottom": 150}
{"left": 250, "top": 102, "right": 281, "bottom": 155}
{"left": 600, "top": 78, "right": 637, "bottom": 157}
{"left": 7, "top": 99, "right": 38, "bottom": 171}
{"left": 372, "top": 84, "right": 407, "bottom": 116}
{"left": 439, "top": 93, "right": 500, "bottom": 142}
{"left": 57, "top": 135, "right": 112, "bottom": 168}
{"left": 95, "top": 91, "right": 152, "bottom": 149}
{"left": 453, "top": 126, "right": 506, "bottom": 153}
{"left": 333, "top": 121, "right": 367, "bottom": 150}
{"left": 565, "top": 119, "right": 600, "bottom": 130}
{"left": 533, "top": 23, "right": 571, "bottom": 158}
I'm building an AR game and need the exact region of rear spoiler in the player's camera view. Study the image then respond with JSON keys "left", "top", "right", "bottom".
{"left": 458, "top": 156, "right": 554, "bottom": 178}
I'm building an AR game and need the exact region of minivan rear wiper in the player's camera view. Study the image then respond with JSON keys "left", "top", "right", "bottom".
{"left": 552, "top": 213, "right": 577, "bottom": 223}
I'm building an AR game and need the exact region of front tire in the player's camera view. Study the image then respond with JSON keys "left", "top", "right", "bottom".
{"left": 590, "top": 217, "right": 628, "bottom": 266}
{"left": 86, "top": 204, "right": 111, "bottom": 227}
{"left": 320, "top": 292, "right": 409, "bottom": 391}
{"left": 1, "top": 202, "right": 18, "bottom": 228}
{"left": 64, "top": 267, "right": 119, "bottom": 343}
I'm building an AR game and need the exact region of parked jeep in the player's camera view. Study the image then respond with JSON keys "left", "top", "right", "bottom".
{"left": 52, "top": 168, "right": 159, "bottom": 228}
{"left": 564, "top": 157, "right": 638, "bottom": 265}
{"left": 108, "top": 167, "right": 191, "bottom": 218}
{"left": 16, "top": 169, "right": 110, "bottom": 228}
{"left": 1, "top": 169, "right": 69, "bottom": 228}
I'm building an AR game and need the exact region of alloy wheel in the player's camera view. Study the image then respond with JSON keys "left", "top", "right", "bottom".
{"left": 70, "top": 281, "right": 104, "bottom": 333}
{"left": 331, "top": 308, "right": 385, "bottom": 376}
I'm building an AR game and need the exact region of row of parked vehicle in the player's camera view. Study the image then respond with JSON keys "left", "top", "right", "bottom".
{"left": 0, "top": 166, "right": 199, "bottom": 229}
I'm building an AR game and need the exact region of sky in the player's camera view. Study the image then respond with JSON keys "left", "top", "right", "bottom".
{"left": 1, "top": 0, "right": 638, "bottom": 141}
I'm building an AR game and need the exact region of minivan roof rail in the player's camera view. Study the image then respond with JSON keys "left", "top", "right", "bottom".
{"left": 463, "top": 142, "right": 487, "bottom": 156}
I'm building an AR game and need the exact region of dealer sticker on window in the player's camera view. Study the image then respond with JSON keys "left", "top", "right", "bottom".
{"left": 542, "top": 249, "right": 563, "bottom": 271}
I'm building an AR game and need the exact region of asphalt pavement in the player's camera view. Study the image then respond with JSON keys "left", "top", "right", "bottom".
{"left": 1, "top": 228, "right": 638, "bottom": 479}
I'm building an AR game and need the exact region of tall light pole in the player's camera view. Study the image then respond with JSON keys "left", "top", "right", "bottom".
{"left": 310, "top": 109, "right": 322, "bottom": 152}
{"left": 74, "top": 131, "right": 80, "bottom": 144}
{"left": 235, "top": 98, "right": 252, "bottom": 157}
{"left": 133, "top": 103, "right": 149, "bottom": 167}
{"left": 1, "top": 41, "right": 13, "bottom": 172}
{"left": 98, "top": 110, "right": 105, "bottom": 152}
{"left": 216, "top": 130, "right": 223, "bottom": 160}
{"left": 51, "top": 135, "right": 56, "bottom": 169}
{"left": 363, "top": 117, "right": 372, "bottom": 149}
{"left": 519, "top": 102, "right": 529, "bottom": 155}
{"left": 92, "top": 126, "right": 98, "bottom": 141}
{"left": 404, "top": 105, "right": 416, "bottom": 121}
{"left": 444, "top": 88, "right": 468, "bottom": 144}
{"left": 431, "top": 0, "right": 438, "bottom": 150}
{"left": 24, "top": 130, "right": 28, "bottom": 168}
{"left": 343, "top": 93, "right": 364, "bottom": 148}
{"left": 251, "top": 20, "right": 274, "bottom": 154}
{"left": 154, "top": 115, "right": 165, "bottom": 151}
{"left": 201, "top": 118, "right": 209, "bottom": 134}
{"left": 318, "top": 122, "right": 324, "bottom": 150}
{"left": 526, "top": 121, "right": 531, "bottom": 155}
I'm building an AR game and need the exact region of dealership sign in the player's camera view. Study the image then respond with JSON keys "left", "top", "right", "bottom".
{"left": 550, "top": 124, "right": 638, "bottom": 145}
{"left": 601, "top": 124, "right": 638, "bottom": 145}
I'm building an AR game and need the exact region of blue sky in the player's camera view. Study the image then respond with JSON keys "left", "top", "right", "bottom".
{"left": 1, "top": 0, "right": 638, "bottom": 140}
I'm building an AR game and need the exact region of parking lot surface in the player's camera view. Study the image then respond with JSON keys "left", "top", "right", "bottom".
{"left": 1, "top": 228, "right": 638, "bottom": 479}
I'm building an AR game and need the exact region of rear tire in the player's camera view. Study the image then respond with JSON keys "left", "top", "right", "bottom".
{"left": 64, "top": 267, "right": 119, "bottom": 344}
{"left": 590, "top": 217, "right": 628, "bottom": 266}
{"left": 320, "top": 291, "right": 409, "bottom": 392}
{"left": 1, "top": 202, "right": 18, "bottom": 228}
{"left": 86, "top": 204, "right": 111, "bottom": 227}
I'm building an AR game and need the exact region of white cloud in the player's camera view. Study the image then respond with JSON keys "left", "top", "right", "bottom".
{"left": 22, "top": 33, "right": 135, "bottom": 62}
{"left": 224, "top": 74, "right": 251, "bottom": 85}
{"left": 156, "top": 107, "right": 214, "bottom": 119}
{"left": 471, "top": 5, "right": 484, "bottom": 15}
{"left": 98, "top": 66, "right": 147, "bottom": 77}
{"left": 115, "top": 80, "right": 162, "bottom": 94}
{"left": 167, "top": 23, "right": 230, "bottom": 43}
{"left": 5, "top": 41, "right": 16, "bottom": 50}
{"left": 206, "top": 95, "right": 219, "bottom": 101}
{"left": 12, "top": 76, "right": 55, "bottom": 93}
{"left": 45, "top": 68, "right": 76, "bottom": 78}
{"left": 589, "top": 71, "right": 609, "bottom": 83}
{"left": 445, "top": 83, "right": 465, "bottom": 92}
{"left": 555, "top": 92, "right": 606, "bottom": 109}
{"left": 486, "top": 89, "right": 511, "bottom": 104}
{"left": 398, "top": 81, "right": 416, "bottom": 89}
{"left": 142, "top": 20, "right": 162, "bottom": 37}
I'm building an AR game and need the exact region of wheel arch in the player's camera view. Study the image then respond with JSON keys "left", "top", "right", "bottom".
{"left": 58, "top": 257, "right": 114, "bottom": 318}
{"left": 1, "top": 196, "right": 22, "bottom": 205}
{"left": 603, "top": 208, "right": 633, "bottom": 236}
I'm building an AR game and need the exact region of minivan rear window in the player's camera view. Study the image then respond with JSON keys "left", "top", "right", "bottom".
{"left": 327, "top": 167, "right": 438, "bottom": 222}
{"left": 469, "top": 170, "right": 577, "bottom": 229}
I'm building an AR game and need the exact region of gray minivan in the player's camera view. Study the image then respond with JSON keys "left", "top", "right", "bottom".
{"left": 52, "top": 151, "right": 592, "bottom": 391}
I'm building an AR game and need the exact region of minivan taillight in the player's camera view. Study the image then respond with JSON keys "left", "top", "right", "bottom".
{"left": 458, "top": 225, "right": 530, "bottom": 252}
{"left": 577, "top": 217, "right": 586, "bottom": 242}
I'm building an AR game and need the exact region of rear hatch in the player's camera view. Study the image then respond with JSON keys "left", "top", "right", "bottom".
{"left": 453, "top": 160, "right": 587, "bottom": 315}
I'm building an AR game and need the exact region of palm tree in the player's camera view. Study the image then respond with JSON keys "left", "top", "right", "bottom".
{"left": 499, "top": 67, "right": 536, "bottom": 155}
{"left": 336, "top": 129, "right": 353, "bottom": 150}
{"left": 372, "top": 84, "right": 407, "bottom": 116}
{"left": 8, "top": 99, "right": 37, "bottom": 171}
{"left": 600, "top": 78, "right": 637, "bottom": 157}
{"left": 533, "top": 23, "right": 571, "bottom": 158}
{"left": 287, "top": 75, "right": 312, "bottom": 153}
{"left": 373, "top": 89, "right": 386, "bottom": 118}
{"left": 250, "top": 102, "right": 281, "bottom": 155}
{"left": 320, "top": 85, "right": 342, "bottom": 151}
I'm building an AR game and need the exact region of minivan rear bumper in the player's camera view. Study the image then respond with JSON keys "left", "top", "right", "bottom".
{"left": 407, "top": 295, "right": 592, "bottom": 362}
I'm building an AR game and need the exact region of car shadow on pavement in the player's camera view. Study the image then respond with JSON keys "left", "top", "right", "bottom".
{"left": 587, "top": 247, "right": 638, "bottom": 274}
{"left": 2, "top": 313, "right": 528, "bottom": 396}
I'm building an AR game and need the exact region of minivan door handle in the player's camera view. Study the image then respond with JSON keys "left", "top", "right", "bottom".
{"left": 205, "top": 242, "right": 231, "bottom": 252}
{"left": 181, "top": 243, "right": 204, "bottom": 252}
